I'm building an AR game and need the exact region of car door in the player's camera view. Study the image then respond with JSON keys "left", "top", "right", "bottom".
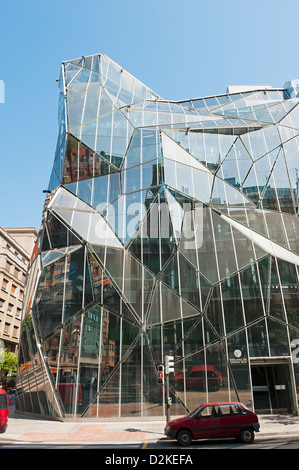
{"left": 192, "top": 405, "right": 220, "bottom": 439}
{"left": 218, "top": 404, "right": 241, "bottom": 438}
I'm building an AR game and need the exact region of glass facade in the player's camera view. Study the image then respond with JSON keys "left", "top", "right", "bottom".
{"left": 16, "top": 56, "right": 299, "bottom": 419}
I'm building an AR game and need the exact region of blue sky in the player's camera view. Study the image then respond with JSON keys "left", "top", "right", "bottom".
{"left": 1, "top": 0, "right": 299, "bottom": 230}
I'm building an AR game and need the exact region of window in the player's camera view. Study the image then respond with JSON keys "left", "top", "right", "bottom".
{"left": 219, "top": 404, "right": 240, "bottom": 416}
{"left": 0, "top": 298, "right": 5, "bottom": 311}
{"left": 199, "top": 406, "right": 214, "bottom": 417}
{"left": 238, "top": 404, "right": 249, "bottom": 415}
{"left": 13, "top": 326, "right": 19, "bottom": 338}
{"left": 11, "top": 284, "right": 17, "bottom": 296}
{"left": 2, "top": 279, "right": 8, "bottom": 291}
{"left": 5, "top": 261, "right": 12, "bottom": 272}
{"left": 7, "top": 303, "right": 13, "bottom": 315}
{"left": 3, "top": 323, "right": 10, "bottom": 335}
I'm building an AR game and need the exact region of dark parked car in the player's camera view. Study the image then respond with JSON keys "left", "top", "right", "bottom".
{"left": 165, "top": 402, "right": 260, "bottom": 446}
{"left": 0, "top": 389, "right": 10, "bottom": 433}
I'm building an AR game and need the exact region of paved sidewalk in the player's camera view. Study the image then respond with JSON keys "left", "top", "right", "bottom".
{"left": 1, "top": 405, "right": 299, "bottom": 445}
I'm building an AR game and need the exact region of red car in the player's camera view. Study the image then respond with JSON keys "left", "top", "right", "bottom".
{"left": 0, "top": 389, "right": 10, "bottom": 433}
{"left": 174, "top": 366, "right": 222, "bottom": 391}
{"left": 165, "top": 402, "right": 260, "bottom": 446}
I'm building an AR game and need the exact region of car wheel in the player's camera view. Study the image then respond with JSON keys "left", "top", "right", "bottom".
{"left": 177, "top": 429, "right": 192, "bottom": 446}
{"left": 239, "top": 428, "right": 254, "bottom": 443}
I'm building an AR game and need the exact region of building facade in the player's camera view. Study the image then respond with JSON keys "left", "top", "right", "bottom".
{"left": 15, "top": 55, "right": 299, "bottom": 420}
{"left": 0, "top": 227, "right": 37, "bottom": 359}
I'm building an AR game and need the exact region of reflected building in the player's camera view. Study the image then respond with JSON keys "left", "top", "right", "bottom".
{"left": 0, "top": 226, "right": 37, "bottom": 357}
{"left": 15, "top": 56, "right": 299, "bottom": 419}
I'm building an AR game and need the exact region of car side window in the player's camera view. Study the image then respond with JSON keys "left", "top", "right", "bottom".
{"left": 199, "top": 406, "right": 214, "bottom": 417}
{"left": 237, "top": 404, "right": 249, "bottom": 415}
{"left": 219, "top": 404, "right": 240, "bottom": 416}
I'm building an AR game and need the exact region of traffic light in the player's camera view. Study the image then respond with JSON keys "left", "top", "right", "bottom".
{"left": 165, "top": 355, "right": 174, "bottom": 375}
{"left": 157, "top": 365, "right": 164, "bottom": 384}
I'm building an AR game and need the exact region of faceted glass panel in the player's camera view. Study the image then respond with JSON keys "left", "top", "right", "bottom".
{"left": 17, "top": 54, "right": 299, "bottom": 419}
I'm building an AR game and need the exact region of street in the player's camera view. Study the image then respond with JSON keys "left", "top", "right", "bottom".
{"left": 1, "top": 435, "right": 299, "bottom": 450}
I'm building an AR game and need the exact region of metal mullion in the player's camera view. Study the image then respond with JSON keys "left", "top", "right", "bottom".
{"left": 229, "top": 219, "right": 247, "bottom": 330}
{"left": 61, "top": 255, "right": 68, "bottom": 325}
{"left": 119, "top": 249, "right": 126, "bottom": 417}
{"left": 74, "top": 311, "right": 84, "bottom": 417}
{"left": 191, "top": 208, "right": 203, "bottom": 311}
{"left": 96, "top": 306, "right": 104, "bottom": 418}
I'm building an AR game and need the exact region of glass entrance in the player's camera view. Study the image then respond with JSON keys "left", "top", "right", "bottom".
{"left": 251, "top": 363, "right": 294, "bottom": 414}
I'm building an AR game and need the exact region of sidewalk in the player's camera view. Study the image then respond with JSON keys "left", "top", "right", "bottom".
{"left": 1, "top": 405, "right": 299, "bottom": 445}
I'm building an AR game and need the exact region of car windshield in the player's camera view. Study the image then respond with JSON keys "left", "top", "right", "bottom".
{"left": 187, "top": 405, "right": 203, "bottom": 418}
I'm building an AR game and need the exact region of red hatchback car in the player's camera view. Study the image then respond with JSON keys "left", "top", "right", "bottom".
{"left": 174, "top": 366, "right": 222, "bottom": 391}
{"left": 0, "top": 389, "right": 10, "bottom": 433}
{"left": 165, "top": 402, "right": 260, "bottom": 446}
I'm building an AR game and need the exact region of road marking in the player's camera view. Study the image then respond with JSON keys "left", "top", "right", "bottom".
{"left": 142, "top": 441, "right": 148, "bottom": 449}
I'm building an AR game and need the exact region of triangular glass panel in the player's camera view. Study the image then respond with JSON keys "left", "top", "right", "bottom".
{"left": 161, "top": 132, "right": 211, "bottom": 173}
{"left": 221, "top": 273, "right": 245, "bottom": 334}
{"left": 123, "top": 252, "right": 154, "bottom": 320}
{"left": 41, "top": 225, "right": 51, "bottom": 251}
{"left": 239, "top": 262, "right": 265, "bottom": 325}
{"left": 164, "top": 158, "right": 214, "bottom": 204}
{"left": 63, "top": 133, "right": 118, "bottom": 185}
{"left": 182, "top": 317, "right": 204, "bottom": 357}
{"left": 166, "top": 189, "right": 184, "bottom": 243}
{"left": 46, "top": 211, "right": 82, "bottom": 249}
{"left": 210, "top": 210, "right": 238, "bottom": 281}
{"left": 217, "top": 137, "right": 252, "bottom": 189}
{"left": 63, "top": 247, "right": 85, "bottom": 323}
{"left": 270, "top": 149, "right": 295, "bottom": 214}
{"left": 33, "top": 258, "right": 66, "bottom": 339}
{"left": 204, "top": 284, "right": 225, "bottom": 338}
{"left": 163, "top": 129, "right": 237, "bottom": 172}
{"left": 267, "top": 317, "right": 289, "bottom": 356}
{"left": 179, "top": 254, "right": 201, "bottom": 309}
{"left": 146, "top": 282, "right": 161, "bottom": 326}
{"left": 277, "top": 258, "right": 299, "bottom": 328}
{"left": 159, "top": 254, "right": 180, "bottom": 295}
{"left": 125, "top": 129, "right": 161, "bottom": 169}
{"left": 211, "top": 176, "right": 255, "bottom": 211}
{"left": 241, "top": 126, "right": 281, "bottom": 161}
{"left": 127, "top": 191, "right": 176, "bottom": 274}
{"left": 120, "top": 334, "right": 142, "bottom": 417}
{"left": 41, "top": 246, "right": 81, "bottom": 268}
{"left": 64, "top": 63, "right": 83, "bottom": 86}
{"left": 93, "top": 109, "right": 134, "bottom": 169}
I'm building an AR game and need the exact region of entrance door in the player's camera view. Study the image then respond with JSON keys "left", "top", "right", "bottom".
{"left": 251, "top": 363, "right": 293, "bottom": 415}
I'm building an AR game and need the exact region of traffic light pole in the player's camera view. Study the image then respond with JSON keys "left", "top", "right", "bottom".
{"left": 164, "top": 354, "right": 174, "bottom": 425}
{"left": 166, "top": 373, "right": 170, "bottom": 424}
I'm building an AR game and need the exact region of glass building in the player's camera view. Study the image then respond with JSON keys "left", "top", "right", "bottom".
{"left": 16, "top": 55, "right": 299, "bottom": 419}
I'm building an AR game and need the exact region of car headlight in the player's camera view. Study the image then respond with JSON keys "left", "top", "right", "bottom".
{"left": 166, "top": 425, "right": 171, "bottom": 431}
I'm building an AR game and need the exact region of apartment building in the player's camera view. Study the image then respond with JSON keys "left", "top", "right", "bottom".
{"left": 0, "top": 226, "right": 37, "bottom": 353}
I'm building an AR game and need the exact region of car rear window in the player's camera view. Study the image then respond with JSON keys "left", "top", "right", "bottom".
{"left": 0, "top": 394, "right": 7, "bottom": 410}
{"left": 237, "top": 404, "right": 249, "bottom": 415}
{"left": 219, "top": 404, "right": 240, "bottom": 415}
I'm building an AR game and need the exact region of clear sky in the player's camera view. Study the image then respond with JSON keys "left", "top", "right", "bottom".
{"left": 1, "top": 0, "right": 299, "bottom": 231}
